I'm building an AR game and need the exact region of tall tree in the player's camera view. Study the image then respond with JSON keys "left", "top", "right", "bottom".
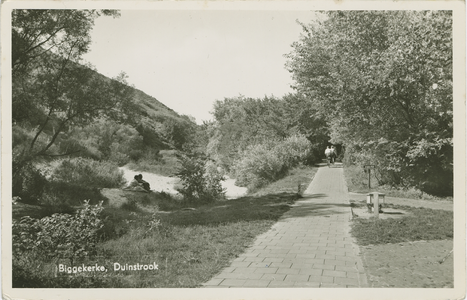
{"left": 12, "top": 9, "right": 119, "bottom": 74}
{"left": 12, "top": 10, "right": 137, "bottom": 199}
{"left": 286, "top": 11, "right": 452, "bottom": 195}
{"left": 12, "top": 9, "right": 134, "bottom": 160}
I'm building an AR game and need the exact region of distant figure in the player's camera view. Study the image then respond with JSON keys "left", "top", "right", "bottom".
{"left": 330, "top": 146, "right": 337, "bottom": 163}
{"left": 325, "top": 146, "right": 332, "bottom": 165}
{"left": 123, "top": 174, "right": 150, "bottom": 193}
{"left": 136, "top": 174, "right": 151, "bottom": 192}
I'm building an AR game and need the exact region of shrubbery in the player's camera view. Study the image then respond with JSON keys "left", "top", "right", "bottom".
{"left": 176, "top": 154, "right": 226, "bottom": 203}
{"left": 13, "top": 201, "right": 105, "bottom": 286}
{"left": 51, "top": 157, "right": 126, "bottom": 189}
{"left": 13, "top": 161, "right": 47, "bottom": 204}
{"left": 233, "top": 134, "right": 311, "bottom": 190}
{"left": 13, "top": 200, "right": 104, "bottom": 261}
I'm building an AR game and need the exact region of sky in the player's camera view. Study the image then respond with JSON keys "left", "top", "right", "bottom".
{"left": 82, "top": 9, "right": 316, "bottom": 124}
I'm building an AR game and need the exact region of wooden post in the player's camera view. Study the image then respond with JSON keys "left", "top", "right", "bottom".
{"left": 373, "top": 192, "right": 379, "bottom": 219}
{"left": 368, "top": 168, "right": 371, "bottom": 189}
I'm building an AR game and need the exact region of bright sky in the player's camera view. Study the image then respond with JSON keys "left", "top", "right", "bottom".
{"left": 82, "top": 10, "right": 316, "bottom": 124}
{"left": 84, "top": 10, "right": 313, "bottom": 123}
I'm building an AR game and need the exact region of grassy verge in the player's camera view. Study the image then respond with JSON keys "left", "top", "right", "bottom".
{"left": 249, "top": 165, "right": 318, "bottom": 196}
{"left": 350, "top": 202, "right": 453, "bottom": 246}
{"left": 344, "top": 164, "right": 452, "bottom": 201}
{"left": 13, "top": 171, "right": 306, "bottom": 288}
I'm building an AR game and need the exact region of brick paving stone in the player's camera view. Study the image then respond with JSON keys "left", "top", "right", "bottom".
{"left": 300, "top": 246, "right": 318, "bottom": 251}
{"left": 294, "top": 281, "right": 321, "bottom": 287}
{"left": 316, "top": 254, "right": 336, "bottom": 260}
{"left": 288, "top": 249, "right": 307, "bottom": 254}
{"left": 261, "top": 274, "right": 287, "bottom": 281}
{"left": 262, "top": 257, "right": 284, "bottom": 263}
{"left": 204, "top": 285, "right": 229, "bottom": 288}
{"left": 334, "top": 277, "right": 361, "bottom": 286}
{"left": 294, "top": 253, "right": 318, "bottom": 259}
{"left": 276, "top": 268, "right": 301, "bottom": 275}
{"left": 312, "top": 263, "right": 336, "bottom": 270}
{"left": 319, "top": 283, "right": 341, "bottom": 288}
{"left": 346, "top": 272, "right": 360, "bottom": 279}
{"left": 335, "top": 255, "right": 358, "bottom": 262}
{"left": 268, "top": 281, "right": 295, "bottom": 287}
{"left": 243, "top": 257, "right": 266, "bottom": 263}
{"left": 232, "top": 267, "right": 258, "bottom": 274}
{"left": 230, "top": 261, "right": 251, "bottom": 267}
{"left": 253, "top": 267, "right": 278, "bottom": 274}
{"left": 242, "top": 280, "right": 271, "bottom": 287}
{"left": 219, "top": 279, "right": 247, "bottom": 287}
{"left": 307, "top": 250, "right": 327, "bottom": 255}
{"left": 284, "top": 274, "right": 310, "bottom": 282}
{"left": 290, "top": 263, "right": 315, "bottom": 269}
{"left": 269, "top": 249, "right": 290, "bottom": 254}
{"left": 335, "top": 265, "right": 358, "bottom": 272}
{"left": 243, "top": 262, "right": 264, "bottom": 268}
{"left": 250, "top": 245, "right": 267, "bottom": 250}
{"left": 220, "top": 267, "right": 236, "bottom": 273}
{"left": 308, "top": 275, "right": 334, "bottom": 283}
{"left": 217, "top": 273, "right": 264, "bottom": 280}
{"left": 257, "top": 252, "right": 285, "bottom": 258}
{"left": 269, "top": 262, "right": 293, "bottom": 268}
{"left": 326, "top": 249, "right": 347, "bottom": 255}
{"left": 324, "top": 259, "right": 347, "bottom": 266}
{"left": 290, "top": 257, "right": 324, "bottom": 264}
{"left": 298, "top": 268, "right": 323, "bottom": 276}
{"left": 323, "top": 270, "right": 347, "bottom": 278}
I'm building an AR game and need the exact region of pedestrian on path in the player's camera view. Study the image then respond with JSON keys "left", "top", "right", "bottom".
{"left": 330, "top": 146, "right": 337, "bottom": 163}
{"left": 325, "top": 146, "right": 332, "bottom": 164}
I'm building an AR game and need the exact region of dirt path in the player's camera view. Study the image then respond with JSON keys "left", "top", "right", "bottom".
{"left": 119, "top": 166, "right": 247, "bottom": 199}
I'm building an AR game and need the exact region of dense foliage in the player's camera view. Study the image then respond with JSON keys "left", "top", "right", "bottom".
{"left": 13, "top": 200, "right": 104, "bottom": 261}
{"left": 286, "top": 11, "right": 452, "bottom": 195}
{"left": 207, "top": 95, "right": 327, "bottom": 174}
{"left": 175, "top": 154, "right": 226, "bottom": 203}
{"left": 50, "top": 157, "right": 126, "bottom": 189}
{"left": 233, "top": 134, "right": 312, "bottom": 190}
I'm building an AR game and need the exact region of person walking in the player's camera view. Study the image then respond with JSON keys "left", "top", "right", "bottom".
{"left": 330, "top": 146, "right": 337, "bottom": 164}
{"left": 325, "top": 146, "right": 332, "bottom": 166}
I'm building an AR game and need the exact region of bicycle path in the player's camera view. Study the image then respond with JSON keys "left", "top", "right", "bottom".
{"left": 203, "top": 164, "right": 368, "bottom": 288}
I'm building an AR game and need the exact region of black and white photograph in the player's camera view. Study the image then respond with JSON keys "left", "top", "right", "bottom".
{"left": 1, "top": 1, "right": 465, "bottom": 299}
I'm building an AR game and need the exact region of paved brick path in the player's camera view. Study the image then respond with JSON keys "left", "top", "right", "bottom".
{"left": 203, "top": 164, "right": 368, "bottom": 288}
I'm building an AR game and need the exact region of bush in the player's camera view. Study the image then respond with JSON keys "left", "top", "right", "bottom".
{"left": 233, "top": 134, "right": 311, "bottom": 190}
{"left": 176, "top": 155, "right": 226, "bottom": 203}
{"left": 13, "top": 200, "right": 104, "bottom": 262}
{"left": 108, "top": 151, "right": 130, "bottom": 166}
{"left": 51, "top": 157, "right": 126, "bottom": 189}
{"left": 12, "top": 201, "right": 107, "bottom": 287}
{"left": 12, "top": 161, "right": 47, "bottom": 204}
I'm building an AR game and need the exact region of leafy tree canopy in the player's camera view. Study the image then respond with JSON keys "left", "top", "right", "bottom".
{"left": 286, "top": 11, "right": 452, "bottom": 195}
